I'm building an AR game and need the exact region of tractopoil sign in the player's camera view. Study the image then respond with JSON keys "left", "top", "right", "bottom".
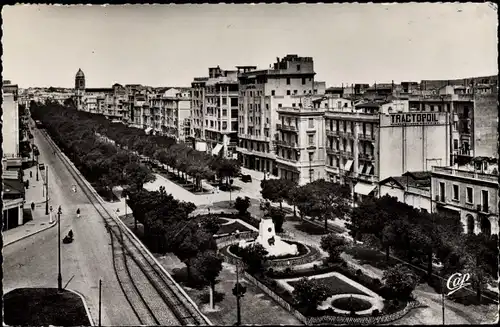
{"left": 446, "top": 272, "right": 471, "bottom": 296}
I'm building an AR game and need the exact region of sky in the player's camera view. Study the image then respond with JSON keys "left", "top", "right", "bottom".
{"left": 2, "top": 3, "right": 498, "bottom": 88}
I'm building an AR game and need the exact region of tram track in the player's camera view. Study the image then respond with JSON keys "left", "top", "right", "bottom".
{"left": 39, "top": 129, "right": 210, "bottom": 326}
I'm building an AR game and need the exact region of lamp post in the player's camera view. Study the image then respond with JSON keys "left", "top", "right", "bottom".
{"left": 36, "top": 155, "right": 39, "bottom": 181}
{"left": 441, "top": 277, "right": 445, "bottom": 325}
{"left": 232, "top": 232, "right": 246, "bottom": 326}
{"left": 45, "top": 165, "right": 49, "bottom": 215}
{"left": 57, "top": 205, "right": 62, "bottom": 291}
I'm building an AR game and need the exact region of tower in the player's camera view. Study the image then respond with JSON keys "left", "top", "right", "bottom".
{"left": 75, "top": 68, "right": 85, "bottom": 90}
{"left": 74, "top": 69, "right": 85, "bottom": 110}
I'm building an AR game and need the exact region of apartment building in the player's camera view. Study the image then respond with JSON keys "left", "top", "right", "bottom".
{"left": 190, "top": 66, "right": 239, "bottom": 158}
{"left": 323, "top": 97, "right": 380, "bottom": 199}
{"left": 274, "top": 95, "right": 326, "bottom": 185}
{"left": 379, "top": 171, "right": 432, "bottom": 212}
{"left": 2, "top": 80, "right": 20, "bottom": 159}
{"left": 237, "top": 54, "right": 325, "bottom": 175}
{"left": 432, "top": 159, "right": 499, "bottom": 235}
{"left": 149, "top": 88, "right": 191, "bottom": 141}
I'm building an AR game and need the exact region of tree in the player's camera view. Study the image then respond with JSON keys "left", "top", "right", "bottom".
{"left": 299, "top": 180, "right": 351, "bottom": 232}
{"left": 234, "top": 196, "right": 251, "bottom": 216}
{"left": 320, "top": 233, "right": 349, "bottom": 263}
{"left": 239, "top": 243, "right": 268, "bottom": 274}
{"left": 292, "top": 277, "right": 330, "bottom": 314}
{"left": 125, "top": 161, "right": 156, "bottom": 190}
{"left": 383, "top": 264, "right": 419, "bottom": 299}
{"left": 172, "top": 225, "right": 217, "bottom": 281}
{"left": 192, "top": 250, "right": 223, "bottom": 309}
{"left": 260, "top": 178, "right": 295, "bottom": 212}
{"left": 265, "top": 207, "right": 286, "bottom": 233}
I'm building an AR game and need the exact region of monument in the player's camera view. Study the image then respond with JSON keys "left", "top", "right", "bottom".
{"left": 238, "top": 218, "right": 298, "bottom": 257}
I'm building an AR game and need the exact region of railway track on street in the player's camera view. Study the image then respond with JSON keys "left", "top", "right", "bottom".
{"left": 40, "top": 129, "right": 210, "bottom": 326}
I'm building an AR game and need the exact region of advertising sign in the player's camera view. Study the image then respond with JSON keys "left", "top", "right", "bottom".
{"left": 390, "top": 112, "right": 444, "bottom": 126}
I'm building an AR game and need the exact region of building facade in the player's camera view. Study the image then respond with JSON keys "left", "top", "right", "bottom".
{"left": 432, "top": 160, "right": 499, "bottom": 235}
{"left": 237, "top": 54, "right": 325, "bottom": 175}
{"left": 2, "top": 81, "right": 20, "bottom": 159}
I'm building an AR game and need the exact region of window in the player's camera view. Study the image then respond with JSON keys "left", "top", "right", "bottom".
{"left": 466, "top": 187, "right": 473, "bottom": 204}
{"left": 452, "top": 184, "right": 459, "bottom": 201}
{"left": 439, "top": 182, "right": 445, "bottom": 202}
{"left": 222, "top": 122, "right": 227, "bottom": 130}
{"left": 266, "top": 103, "right": 269, "bottom": 110}
{"left": 222, "top": 98, "right": 227, "bottom": 105}
{"left": 481, "top": 190, "right": 489, "bottom": 212}
{"left": 297, "top": 64, "right": 300, "bottom": 71}
{"left": 308, "top": 134, "right": 314, "bottom": 145}
{"left": 231, "top": 98, "right": 238, "bottom": 106}
{"left": 286, "top": 78, "right": 291, "bottom": 85}
{"left": 292, "top": 103, "right": 296, "bottom": 107}
{"left": 287, "top": 90, "right": 291, "bottom": 95}
{"left": 271, "top": 90, "right": 275, "bottom": 96}
{"left": 308, "top": 118, "right": 314, "bottom": 128}
{"left": 453, "top": 139, "right": 458, "bottom": 150}
{"left": 278, "top": 103, "right": 282, "bottom": 108}
{"left": 302, "top": 78, "right": 306, "bottom": 85}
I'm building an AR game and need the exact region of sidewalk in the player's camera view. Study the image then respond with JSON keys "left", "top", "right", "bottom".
{"left": 3, "top": 166, "right": 56, "bottom": 246}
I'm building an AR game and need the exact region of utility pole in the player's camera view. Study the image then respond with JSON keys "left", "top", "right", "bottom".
{"left": 99, "top": 279, "right": 102, "bottom": 327}
{"left": 57, "top": 206, "right": 62, "bottom": 291}
{"left": 45, "top": 165, "right": 49, "bottom": 215}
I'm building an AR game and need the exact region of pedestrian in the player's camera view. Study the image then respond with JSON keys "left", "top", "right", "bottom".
{"left": 76, "top": 208, "right": 81, "bottom": 218}
{"left": 31, "top": 202, "right": 35, "bottom": 211}
{"left": 30, "top": 170, "right": 33, "bottom": 178}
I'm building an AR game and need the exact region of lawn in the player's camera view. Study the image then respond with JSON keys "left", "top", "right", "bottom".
{"left": 3, "top": 288, "right": 91, "bottom": 326}
{"left": 216, "top": 220, "right": 252, "bottom": 235}
{"left": 344, "top": 245, "right": 400, "bottom": 271}
{"left": 294, "top": 221, "right": 328, "bottom": 235}
{"left": 288, "top": 275, "right": 368, "bottom": 297}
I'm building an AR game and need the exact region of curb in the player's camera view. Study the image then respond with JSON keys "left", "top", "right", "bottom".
{"left": 4, "top": 220, "right": 57, "bottom": 247}
{"left": 66, "top": 288, "right": 95, "bottom": 326}
{"left": 32, "top": 197, "right": 51, "bottom": 206}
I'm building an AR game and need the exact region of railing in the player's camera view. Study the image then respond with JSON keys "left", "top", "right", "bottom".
{"left": 358, "top": 152, "right": 374, "bottom": 161}
{"left": 326, "top": 148, "right": 340, "bottom": 155}
{"left": 277, "top": 124, "right": 298, "bottom": 132}
{"left": 326, "top": 129, "right": 340, "bottom": 137}
{"left": 432, "top": 167, "right": 498, "bottom": 183}
{"left": 275, "top": 140, "right": 299, "bottom": 148}
{"left": 358, "top": 133, "right": 375, "bottom": 141}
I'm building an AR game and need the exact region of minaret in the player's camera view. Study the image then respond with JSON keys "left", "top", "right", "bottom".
{"left": 74, "top": 69, "right": 86, "bottom": 110}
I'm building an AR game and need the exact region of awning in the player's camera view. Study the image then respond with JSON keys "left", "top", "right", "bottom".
{"left": 344, "top": 159, "right": 354, "bottom": 172}
{"left": 354, "top": 182, "right": 377, "bottom": 195}
{"left": 212, "top": 143, "right": 223, "bottom": 156}
{"left": 441, "top": 205, "right": 460, "bottom": 212}
{"left": 144, "top": 127, "right": 152, "bottom": 134}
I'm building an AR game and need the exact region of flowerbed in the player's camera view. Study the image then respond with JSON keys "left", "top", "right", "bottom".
{"left": 288, "top": 275, "right": 368, "bottom": 297}
{"left": 332, "top": 297, "right": 372, "bottom": 312}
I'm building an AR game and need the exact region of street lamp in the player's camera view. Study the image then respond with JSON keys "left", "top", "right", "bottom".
{"left": 232, "top": 231, "right": 246, "bottom": 325}
{"left": 57, "top": 205, "right": 62, "bottom": 291}
{"left": 36, "top": 156, "right": 39, "bottom": 181}
{"left": 45, "top": 165, "right": 49, "bottom": 215}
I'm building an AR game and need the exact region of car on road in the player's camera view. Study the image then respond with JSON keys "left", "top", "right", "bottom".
{"left": 241, "top": 174, "right": 252, "bottom": 183}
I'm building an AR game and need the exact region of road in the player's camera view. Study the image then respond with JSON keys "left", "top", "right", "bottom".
{"left": 2, "top": 127, "right": 140, "bottom": 326}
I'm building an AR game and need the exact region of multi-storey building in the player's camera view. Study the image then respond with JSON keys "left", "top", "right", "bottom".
{"left": 2, "top": 80, "right": 20, "bottom": 159}
{"left": 432, "top": 159, "right": 499, "bottom": 235}
{"left": 190, "top": 67, "right": 239, "bottom": 157}
{"left": 237, "top": 55, "right": 325, "bottom": 175}
{"left": 149, "top": 88, "right": 191, "bottom": 141}
{"left": 323, "top": 97, "right": 380, "bottom": 199}
{"left": 274, "top": 95, "right": 326, "bottom": 184}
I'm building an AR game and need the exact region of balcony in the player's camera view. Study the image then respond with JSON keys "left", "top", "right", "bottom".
{"left": 274, "top": 140, "right": 299, "bottom": 149}
{"left": 432, "top": 166, "right": 498, "bottom": 183}
{"left": 358, "top": 133, "right": 375, "bottom": 141}
{"left": 357, "top": 173, "right": 378, "bottom": 184}
{"left": 277, "top": 124, "right": 298, "bottom": 132}
{"left": 358, "top": 152, "right": 374, "bottom": 161}
{"left": 276, "top": 156, "right": 300, "bottom": 165}
{"left": 326, "top": 148, "right": 340, "bottom": 155}
{"left": 326, "top": 129, "right": 340, "bottom": 137}
{"left": 477, "top": 204, "right": 490, "bottom": 214}
{"left": 340, "top": 150, "right": 354, "bottom": 159}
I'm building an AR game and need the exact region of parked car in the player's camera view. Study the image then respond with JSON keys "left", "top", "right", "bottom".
{"left": 241, "top": 174, "right": 252, "bottom": 183}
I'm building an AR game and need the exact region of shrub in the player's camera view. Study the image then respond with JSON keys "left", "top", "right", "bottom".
{"left": 313, "top": 264, "right": 319, "bottom": 270}
{"left": 373, "top": 278, "right": 382, "bottom": 287}
{"left": 383, "top": 264, "right": 419, "bottom": 300}
{"left": 285, "top": 267, "right": 292, "bottom": 274}
{"left": 356, "top": 269, "right": 362, "bottom": 276}
{"left": 292, "top": 278, "right": 330, "bottom": 315}
{"left": 371, "top": 309, "right": 380, "bottom": 316}
{"left": 234, "top": 196, "right": 251, "bottom": 216}
{"left": 267, "top": 268, "right": 274, "bottom": 274}
{"left": 321, "top": 233, "right": 348, "bottom": 263}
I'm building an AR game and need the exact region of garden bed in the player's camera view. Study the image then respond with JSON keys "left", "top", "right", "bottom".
{"left": 288, "top": 274, "right": 368, "bottom": 297}
{"left": 3, "top": 288, "right": 91, "bottom": 326}
{"left": 228, "top": 240, "right": 309, "bottom": 260}
{"left": 332, "top": 297, "right": 372, "bottom": 312}
{"left": 216, "top": 221, "right": 253, "bottom": 235}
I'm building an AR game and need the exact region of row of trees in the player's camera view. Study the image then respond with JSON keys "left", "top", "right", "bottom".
{"left": 348, "top": 195, "right": 498, "bottom": 300}
{"left": 77, "top": 109, "right": 241, "bottom": 191}
{"left": 260, "top": 178, "right": 351, "bottom": 232}
{"left": 30, "top": 101, "right": 156, "bottom": 197}
{"left": 125, "top": 186, "right": 223, "bottom": 309}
